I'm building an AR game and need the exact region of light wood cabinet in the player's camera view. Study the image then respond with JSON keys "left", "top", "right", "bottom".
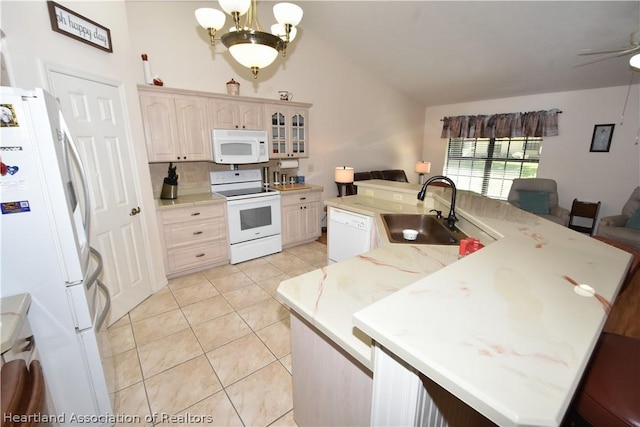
{"left": 291, "top": 312, "right": 373, "bottom": 426}
{"left": 209, "top": 99, "right": 264, "bottom": 130}
{"left": 265, "top": 104, "right": 310, "bottom": 158}
{"left": 281, "top": 189, "right": 321, "bottom": 248}
{"left": 157, "top": 203, "right": 229, "bottom": 277}
{"left": 138, "top": 86, "right": 311, "bottom": 162}
{"left": 139, "top": 91, "right": 211, "bottom": 162}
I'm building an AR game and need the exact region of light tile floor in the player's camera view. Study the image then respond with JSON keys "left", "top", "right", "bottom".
{"left": 105, "top": 241, "right": 328, "bottom": 427}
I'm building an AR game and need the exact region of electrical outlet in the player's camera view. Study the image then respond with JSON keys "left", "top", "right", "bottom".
{"left": 393, "top": 194, "right": 403, "bottom": 201}
{"left": 307, "top": 164, "right": 314, "bottom": 172}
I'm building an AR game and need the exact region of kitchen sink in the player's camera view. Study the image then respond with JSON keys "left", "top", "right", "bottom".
{"left": 380, "top": 214, "right": 468, "bottom": 245}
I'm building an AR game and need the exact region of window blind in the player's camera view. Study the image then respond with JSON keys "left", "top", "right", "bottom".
{"left": 444, "top": 137, "right": 542, "bottom": 200}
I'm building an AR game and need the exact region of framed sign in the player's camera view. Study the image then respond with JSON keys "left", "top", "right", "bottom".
{"left": 47, "top": 1, "right": 113, "bottom": 52}
{"left": 590, "top": 124, "right": 614, "bottom": 152}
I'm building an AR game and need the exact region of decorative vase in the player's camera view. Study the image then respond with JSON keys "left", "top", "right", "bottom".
{"left": 226, "top": 79, "right": 240, "bottom": 96}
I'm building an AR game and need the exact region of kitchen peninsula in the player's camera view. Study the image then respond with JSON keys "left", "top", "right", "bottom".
{"left": 277, "top": 180, "right": 632, "bottom": 426}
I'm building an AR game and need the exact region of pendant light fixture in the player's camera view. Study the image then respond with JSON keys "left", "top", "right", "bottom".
{"left": 195, "top": 0, "right": 302, "bottom": 79}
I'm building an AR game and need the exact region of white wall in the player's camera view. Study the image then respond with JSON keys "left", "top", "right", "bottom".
{"left": 1, "top": 0, "right": 167, "bottom": 289}
{"left": 124, "top": 1, "right": 426, "bottom": 201}
{"left": 422, "top": 85, "right": 640, "bottom": 221}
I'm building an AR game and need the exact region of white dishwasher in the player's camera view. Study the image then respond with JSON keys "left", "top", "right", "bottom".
{"left": 328, "top": 207, "right": 373, "bottom": 264}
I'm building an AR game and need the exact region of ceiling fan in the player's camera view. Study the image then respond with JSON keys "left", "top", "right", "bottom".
{"left": 574, "top": 30, "right": 640, "bottom": 67}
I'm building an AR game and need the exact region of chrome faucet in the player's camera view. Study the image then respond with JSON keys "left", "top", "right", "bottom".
{"left": 417, "top": 175, "right": 458, "bottom": 229}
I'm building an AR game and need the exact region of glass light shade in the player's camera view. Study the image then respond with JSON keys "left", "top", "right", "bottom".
{"left": 195, "top": 8, "right": 226, "bottom": 30}
{"left": 271, "top": 23, "right": 297, "bottom": 42}
{"left": 218, "top": 0, "right": 251, "bottom": 16}
{"left": 415, "top": 161, "right": 431, "bottom": 174}
{"left": 228, "top": 43, "right": 279, "bottom": 69}
{"left": 335, "top": 167, "right": 354, "bottom": 183}
{"left": 630, "top": 53, "right": 640, "bottom": 70}
{"left": 273, "top": 2, "right": 303, "bottom": 26}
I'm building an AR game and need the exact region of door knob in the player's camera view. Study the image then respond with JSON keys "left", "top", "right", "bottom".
{"left": 130, "top": 207, "right": 141, "bottom": 216}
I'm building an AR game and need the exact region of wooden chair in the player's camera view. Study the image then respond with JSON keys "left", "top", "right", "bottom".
{"left": 569, "top": 199, "right": 601, "bottom": 236}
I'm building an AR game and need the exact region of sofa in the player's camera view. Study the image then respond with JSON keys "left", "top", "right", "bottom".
{"left": 507, "top": 178, "right": 570, "bottom": 226}
{"left": 343, "top": 169, "right": 408, "bottom": 196}
{"left": 596, "top": 186, "right": 640, "bottom": 251}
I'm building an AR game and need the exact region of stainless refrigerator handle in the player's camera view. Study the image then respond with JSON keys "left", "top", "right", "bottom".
{"left": 87, "top": 247, "right": 104, "bottom": 290}
{"left": 95, "top": 279, "right": 111, "bottom": 331}
{"left": 89, "top": 247, "right": 111, "bottom": 330}
{"left": 59, "top": 111, "right": 92, "bottom": 276}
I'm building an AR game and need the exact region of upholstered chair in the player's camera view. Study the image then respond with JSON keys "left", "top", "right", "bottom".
{"left": 596, "top": 186, "right": 640, "bottom": 251}
{"left": 507, "top": 178, "right": 570, "bottom": 226}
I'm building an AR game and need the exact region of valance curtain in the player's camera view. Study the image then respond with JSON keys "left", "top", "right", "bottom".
{"left": 440, "top": 109, "right": 561, "bottom": 139}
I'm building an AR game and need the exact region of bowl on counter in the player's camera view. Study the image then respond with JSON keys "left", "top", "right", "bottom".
{"left": 402, "top": 229, "right": 419, "bottom": 241}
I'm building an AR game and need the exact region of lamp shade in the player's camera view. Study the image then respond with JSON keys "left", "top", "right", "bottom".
{"left": 228, "top": 40, "right": 279, "bottom": 69}
{"left": 218, "top": 0, "right": 251, "bottom": 15}
{"left": 334, "top": 166, "right": 354, "bottom": 183}
{"left": 415, "top": 161, "right": 431, "bottom": 174}
{"left": 631, "top": 53, "right": 640, "bottom": 70}
{"left": 195, "top": 8, "right": 226, "bottom": 30}
{"left": 273, "top": 2, "right": 303, "bottom": 26}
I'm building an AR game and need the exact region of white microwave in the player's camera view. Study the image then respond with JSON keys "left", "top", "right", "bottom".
{"left": 211, "top": 129, "right": 269, "bottom": 164}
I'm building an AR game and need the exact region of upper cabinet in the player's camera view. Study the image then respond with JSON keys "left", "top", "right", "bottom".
{"left": 137, "top": 85, "right": 312, "bottom": 162}
{"left": 209, "top": 99, "right": 263, "bottom": 130}
{"left": 265, "top": 105, "right": 310, "bottom": 159}
{"left": 139, "top": 90, "right": 210, "bottom": 162}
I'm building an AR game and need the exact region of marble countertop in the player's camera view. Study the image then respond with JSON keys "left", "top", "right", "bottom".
{"left": 277, "top": 183, "right": 632, "bottom": 426}
{"left": 155, "top": 192, "right": 226, "bottom": 210}
{"left": 1, "top": 293, "right": 31, "bottom": 354}
{"left": 155, "top": 185, "right": 323, "bottom": 211}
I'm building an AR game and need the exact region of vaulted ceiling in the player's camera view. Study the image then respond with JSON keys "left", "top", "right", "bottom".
{"left": 301, "top": 1, "right": 640, "bottom": 107}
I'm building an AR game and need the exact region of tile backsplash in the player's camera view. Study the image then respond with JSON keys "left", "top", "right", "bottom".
{"left": 149, "top": 161, "right": 294, "bottom": 197}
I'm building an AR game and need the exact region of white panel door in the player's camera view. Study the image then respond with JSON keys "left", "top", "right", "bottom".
{"left": 48, "top": 70, "right": 153, "bottom": 325}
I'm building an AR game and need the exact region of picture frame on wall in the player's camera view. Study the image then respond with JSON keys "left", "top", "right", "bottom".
{"left": 47, "top": 1, "right": 113, "bottom": 53}
{"left": 589, "top": 124, "right": 615, "bottom": 152}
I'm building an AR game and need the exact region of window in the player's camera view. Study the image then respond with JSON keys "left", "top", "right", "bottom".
{"left": 444, "top": 137, "right": 542, "bottom": 200}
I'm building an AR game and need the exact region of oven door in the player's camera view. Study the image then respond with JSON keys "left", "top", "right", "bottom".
{"left": 227, "top": 194, "right": 281, "bottom": 244}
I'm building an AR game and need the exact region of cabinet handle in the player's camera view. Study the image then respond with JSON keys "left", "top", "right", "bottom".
{"left": 193, "top": 231, "right": 203, "bottom": 235}
{"left": 300, "top": 197, "right": 306, "bottom": 200}
{"left": 191, "top": 212, "right": 201, "bottom": 216}
{"left": 195, "top": 253, "right": 205, "bottom": 258}
{"left": 20, "top": 335, "right": 35, "bottom": 352}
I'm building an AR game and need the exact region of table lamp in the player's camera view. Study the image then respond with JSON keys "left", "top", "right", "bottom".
{"left": 335, "top": 166, "right": 354, "bottom": 197}
{"left": 415, "top": 161, "right": 431, "bottom": 185}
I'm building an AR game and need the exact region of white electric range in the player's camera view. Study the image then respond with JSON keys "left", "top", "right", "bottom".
{"left": 210, "top": 169, "right": 282, "bottom": 264}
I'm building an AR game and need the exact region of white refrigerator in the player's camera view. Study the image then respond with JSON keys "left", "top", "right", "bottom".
{"left": 0, "top": 86, "right": 113, "bottom": 423}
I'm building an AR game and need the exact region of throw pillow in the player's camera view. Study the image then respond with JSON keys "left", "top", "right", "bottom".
{"left": 625, "top": 207, "right": 640, "bottom": 229}
{"left": 519, "top": 191, "right": 550, "bottom": 215}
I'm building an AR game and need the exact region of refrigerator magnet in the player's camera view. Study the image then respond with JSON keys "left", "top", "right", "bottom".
{"left": 1, "top": 200, "right": 31, "bottom": 214}
{"left": 0, "top": 104, "right": 19, "bottom": 127}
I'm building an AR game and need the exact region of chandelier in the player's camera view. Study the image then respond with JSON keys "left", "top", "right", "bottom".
{"left": 195, "top": 0, "right": 303, "bottom": 79}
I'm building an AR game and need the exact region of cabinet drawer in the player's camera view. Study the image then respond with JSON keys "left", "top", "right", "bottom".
{"left": 281, "top": 191, "right": 321, "bottom": 207}
{"left": 167, "top": 241, "right": 228, "bottom": 273}
{"left": 160, "top": 204, "right": 225, "bottom": 224}
{"left": 163, "top": 218, "right": 227, "bottom": 248}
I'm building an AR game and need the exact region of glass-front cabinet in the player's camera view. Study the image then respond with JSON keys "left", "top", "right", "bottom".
{"left": 265, "top": 104, "right": 310, "bottom": 159}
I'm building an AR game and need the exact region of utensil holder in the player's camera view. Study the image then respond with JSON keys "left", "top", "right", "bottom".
{"left": 160, "top": 183, "right": 178, "bottom": 200}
